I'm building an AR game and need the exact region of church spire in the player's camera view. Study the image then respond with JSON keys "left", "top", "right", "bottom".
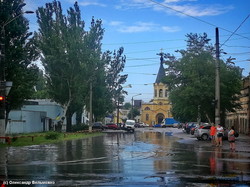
{"left": 155, "top": 51, "right": 165, "bottom": 83}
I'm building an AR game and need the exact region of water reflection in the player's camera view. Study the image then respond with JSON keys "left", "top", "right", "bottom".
{"left": 0, "top": 130, "right": 249, "bottom": 186}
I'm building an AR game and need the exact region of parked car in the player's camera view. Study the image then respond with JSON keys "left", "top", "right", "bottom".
{"left": 185, "top": 122, "right": 198, "bottom": 134}
{"left": 124, "top": 120, "right": 135, "bottom": 132}
{"left": 92, "top": 122, "right": 105, "bottom": 130}
{"left": 154, "top": 124, "right": 162, "bottom": 128}
{"left": 194, "top": 125, "right": 211, "bottom": 140}
{"left": 135, "top": 122, "right": 149, "bottom": 128}
{"left": 105, "top": 123, "right": 118, "bottom": 130}
{"left": 143, "top": 123, "right": 150, "bottom": 127}
{"left": 194, "top": 125, "right": 229, "bottom": 141}
{"left": 190, "top": 123, "right": 207, "bottom": 135}
{"left": 134, "top": 123, "right": 142, "bottom": 128}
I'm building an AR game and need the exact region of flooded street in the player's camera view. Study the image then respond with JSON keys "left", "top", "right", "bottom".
{"left": 0, "top": 128, "right": 250, "bottom": 186}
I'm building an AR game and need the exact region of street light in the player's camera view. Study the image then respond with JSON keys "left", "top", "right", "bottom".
{"left": 131, "top": 93, "right": 141, "bottom": 120}
{"left": 116, "top": 84, "right": 132, "bottom": 125}
{"left": 0, "top": 6, "right": 34, "bottom": 143}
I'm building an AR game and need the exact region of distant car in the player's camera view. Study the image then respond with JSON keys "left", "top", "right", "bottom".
{"left": 134, "top": 123, "right": 142, "bottom": 128}
{"left": 124, "top": 120, "right": 135, "bottom": 132}
{"left": 105, "top": 123, "right": 118, "bottom": 130}
{"left": 154, "top": 124, "right": 162, "bottom": 128}
{"left": 143, "top": 123, "right": 150, "bottom": 127}
{"left": 136, "top": 122, "right": 149, "bottom": 128}
{"left": 185, "top": 122, "right": 198, "bottom": 134}
{"left": 194, "top": 125, "right": 211, "bottom": 140}
{"left": 92, "top": 122, "right": 105, "bottom": 130}
{"left": 194, "top": 125, "right": 229, "bottom": 141}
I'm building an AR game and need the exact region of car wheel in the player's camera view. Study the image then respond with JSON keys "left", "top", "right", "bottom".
{"left": 201, "top": 134, "right": 209, "bottom": 141}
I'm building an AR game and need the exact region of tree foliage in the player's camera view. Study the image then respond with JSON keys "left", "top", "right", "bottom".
{"left": 35, "top": 0, "right": 127, "bottom": 130}
{"left": 35, "top": 1, "right": 87, "bottom": 131}
{"left": 127, "top": 108, "right": 140, "bottom": 120}
{"left": 0, "top": 0, "right": 39, "bottom": 123}
{"left": 102, "top": 47, "right": 128, "bottom": 112}
{"left": 163, "top": 33, "right": 242, "bottom": 124}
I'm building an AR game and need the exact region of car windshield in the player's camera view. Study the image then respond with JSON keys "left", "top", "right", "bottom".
{"left": 126, "top": 122, "right": 134, "bottom": 125}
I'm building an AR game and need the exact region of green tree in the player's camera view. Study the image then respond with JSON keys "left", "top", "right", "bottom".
{"left": 31, "top": 70, "right": 49, "bottom": 99}
{"left": 127, "top": 108, "right": 140, "bottom": 120}
{"left": 35, "top": 1, "right": 127, "bottom": 130}
{"left": 102, "top": 47, "right": 128, "bottom": 118}
{"left": 35, "top": 1, "right": 88, "bottom": 131}
{"left": 0, "top": 0, "right": 39, "bottom": 125}
{"left": 163, "top": 33, "right": 242, "bottom": 125}
{"left": 123, "top": 102, "right": 131, "bottom": 110}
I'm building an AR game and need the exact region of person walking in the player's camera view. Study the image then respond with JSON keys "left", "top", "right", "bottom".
{"left": 216, "top": 124, "right": 224, "bottom": 147}
{"left": 228, "top": 126, "right": 236, "bottom": 151}
{"left": 210, "top": 123, "right": 216, "bottom": 145}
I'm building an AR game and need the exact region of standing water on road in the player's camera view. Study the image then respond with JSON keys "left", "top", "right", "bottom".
{"left": 0, "top": 129, "right": 249, "bottom": 186}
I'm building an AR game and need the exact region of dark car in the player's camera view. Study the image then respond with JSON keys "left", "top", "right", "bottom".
{"left": 92, "top": 122, "right": 105, "bottom": 130}
{"left": 185, "top": 122, "right": 198, "bottom": 134}
{"left": 105, "top": 123, "right": 118, "bottom": 130}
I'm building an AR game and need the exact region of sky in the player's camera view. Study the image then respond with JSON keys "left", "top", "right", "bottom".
{"left": 23, "top": 0, "right": 250, "bottom": 103}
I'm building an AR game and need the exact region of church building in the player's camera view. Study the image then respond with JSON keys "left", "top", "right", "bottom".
{"left": 141, "top": 53, "right": 172, "bottom": 126}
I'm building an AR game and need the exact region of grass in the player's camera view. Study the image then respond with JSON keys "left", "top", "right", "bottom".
{"left": 0, "top": 131, "right": 103, "bottom": 147}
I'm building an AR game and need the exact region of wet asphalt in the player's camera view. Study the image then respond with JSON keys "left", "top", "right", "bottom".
{"left": 0, "top": 127, "right": 249, "bottom": 186}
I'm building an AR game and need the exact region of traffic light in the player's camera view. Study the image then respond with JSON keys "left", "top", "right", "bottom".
{"left": 0, "top": 90, "right": 5, "bottom": 119}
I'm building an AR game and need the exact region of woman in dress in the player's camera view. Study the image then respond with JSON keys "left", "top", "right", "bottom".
{"left": 228, "top": 126, "right": 236, "bottom": 151}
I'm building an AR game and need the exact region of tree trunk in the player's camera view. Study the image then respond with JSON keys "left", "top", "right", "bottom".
{"left": 66, "top": 111, "right": 72, "bottom": 132}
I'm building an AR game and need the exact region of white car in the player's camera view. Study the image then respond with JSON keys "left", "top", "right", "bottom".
{"left": 124, "top": 120, "right": 135, "bottom": 132}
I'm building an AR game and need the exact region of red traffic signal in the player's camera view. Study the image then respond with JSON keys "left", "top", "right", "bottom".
{"left": 0, "top": 96, "right": 4, "bottom": 101}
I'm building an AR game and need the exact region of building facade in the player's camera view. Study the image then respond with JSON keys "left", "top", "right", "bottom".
{"left": 225, "top": 76, "right": 250, "bottom": 135}
{"left": 141, "top": 53, "right": 172, "bottom": 126}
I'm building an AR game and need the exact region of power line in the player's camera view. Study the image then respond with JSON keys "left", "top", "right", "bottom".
{"left": 224, "top": 44, "right": 250, "bottom": 48}
{"left": 126, "top": 63, "right": 159, "bottom": 67}
{"left": 126, "top": 57, "right": 158, "bottom": 60}
{"left": 148, "top": 0, "right": 250, "bottom": 41}
{"left": 221, "top": 14, "right": 250, "bottom": 47}
{"left": 123, "top": 72, "right": 157, "bottom": 75}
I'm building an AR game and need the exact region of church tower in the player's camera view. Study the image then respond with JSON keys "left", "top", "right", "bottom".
{"left": 153, "top": 52, "right": 170, "bottom": 105}
{"left": 141, "top": 52, "right": 172, "bottom": 126}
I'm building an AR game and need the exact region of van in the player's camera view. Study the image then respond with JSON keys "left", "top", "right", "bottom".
{"left": 124, "top": 120, "right": 135, "bottom": 132}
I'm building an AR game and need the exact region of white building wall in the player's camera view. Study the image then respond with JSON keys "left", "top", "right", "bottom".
{"left": 6, "top": 110, "right": 44, "bottom": 134}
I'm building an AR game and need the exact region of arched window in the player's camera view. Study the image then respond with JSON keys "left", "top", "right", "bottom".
{"left": 145, "top": 107, "right": 150, "bottom": 110}
{"left": 165, "top": 89, "right": 168, "bottom": 97}
{"left": 146, "top": 114, "right": 149, "bottom": 121}
{"left": 154, "top": 89, "right": 157, "bottom": 97}
{"left": 159, "top": 89, "right": 163, "bottom": 97}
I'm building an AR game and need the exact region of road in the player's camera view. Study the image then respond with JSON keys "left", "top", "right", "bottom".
{"left": 0, "top": 127, "right": 249, "bottom": 186}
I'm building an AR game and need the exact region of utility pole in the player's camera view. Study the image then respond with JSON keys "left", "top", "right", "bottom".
{"left": 116, "top": 96, "right": 120, "bottom": 125}
{"left": 89, "top": 81, "right": 93, "bottom": 132}
{"left": 131, "top": 94, "right": 141, "bottom": 120}
{"left": 215, "top": 27, "right": 220, "bottom": 125}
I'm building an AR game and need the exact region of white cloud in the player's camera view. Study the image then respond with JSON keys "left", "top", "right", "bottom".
{"left": 78, "top": 1, "right": 106, "bottom": 7}
{"left": 109, "top": 21, "right": 124, "bottom": 26}
{"left": 118, "top": 22, "right": 157, "bottom": 33}
{"left": 162, "top": 26, "right": 180, "bottom": 32}
{"left": 163, "top": 4, "right": 233, "bottom": 17}
{"left": 109, "top": 21, "right": 180, "bottom": 33}
{"left": 118, "top": 0, "right": 233, "bottom": 17}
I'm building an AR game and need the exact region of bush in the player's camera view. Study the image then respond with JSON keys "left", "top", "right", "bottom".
{"left": 71, "top": 124, "right": 89, "bottom": 132}
{"left": 45, "top": 131, "right": 60, "bottom": 140}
